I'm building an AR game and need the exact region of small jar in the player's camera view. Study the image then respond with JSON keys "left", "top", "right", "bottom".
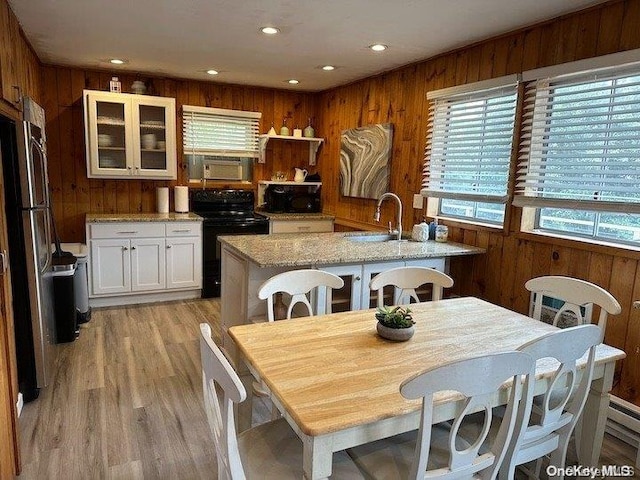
{"left": 435, "top": 225, "right": 448, "bottom": 243}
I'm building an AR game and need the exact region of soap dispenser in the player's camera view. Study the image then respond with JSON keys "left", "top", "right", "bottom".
{"left": 280, "top": 118, "right": 290, "bottom": 136}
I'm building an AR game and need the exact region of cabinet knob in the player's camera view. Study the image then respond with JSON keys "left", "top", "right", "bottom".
{"left": 131, "top": 246, "right": 136, "bottom": 250}
{"left": 123, "top": 246, "right": 129, "bottom": 251}
{"left": 127, "top": 166, "right": 132, "bottom": 170}
{"left": 355, "top": 276, "right": 361, "bottom": 281}
{"left": 166, "top": 245, "right": 172, "bottom": 249}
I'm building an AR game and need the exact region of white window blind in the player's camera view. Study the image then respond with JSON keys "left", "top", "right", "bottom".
{"left": 421, "top": 83, "right": 518, "bottom": 204}
{"left": 182, "top": 105, "right": 262, "bottom": 157}
{"left": 514, "top": 67, "right": 640, "bottom": 213}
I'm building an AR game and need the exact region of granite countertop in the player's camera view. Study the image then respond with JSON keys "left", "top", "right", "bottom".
{"left": 219, "top": 231, "right": 485, "bottom": 268}
{"left": 257, "top": 210, "right": 335, "bottom": 221}
{"left": 86, "top": 213, "right": 203, "bottom": 223}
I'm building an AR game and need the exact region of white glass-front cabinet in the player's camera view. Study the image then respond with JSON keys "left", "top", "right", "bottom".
{"left": 84, "top": 90, "right": 177, "bottom": 179}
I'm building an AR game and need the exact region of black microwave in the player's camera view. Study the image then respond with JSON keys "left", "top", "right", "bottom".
{"left": 264, "top": 185, "right": 321, "bottom": 213}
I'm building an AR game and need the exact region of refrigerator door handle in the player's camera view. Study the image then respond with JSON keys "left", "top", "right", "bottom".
{"left": 0, "top": 250, "right": 7, "bottom": 274}
{"left": 30, "top": 136, "right": 50, "bottom": 208}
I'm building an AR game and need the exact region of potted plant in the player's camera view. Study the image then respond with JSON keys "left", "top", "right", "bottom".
{"left": 375, "top": 305, "right": 415, "bottom": 341}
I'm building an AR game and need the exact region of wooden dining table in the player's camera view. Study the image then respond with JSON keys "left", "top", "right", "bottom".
{"left": 228, "top": 297, "right": 626, "bottom": 480}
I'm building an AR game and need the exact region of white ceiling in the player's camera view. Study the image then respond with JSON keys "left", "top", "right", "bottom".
{"left": 10, "top": 0, "right": 607, "bottom": 92}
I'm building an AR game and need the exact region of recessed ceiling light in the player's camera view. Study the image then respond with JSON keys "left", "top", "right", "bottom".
{"left": 288, "top": 79, "right": 299, "bottom": 85}
{"left": 109, "top": 58, "right": 125, "bottom": 64}
{"left": 321, "top": 65, "right": 335, "bottom": 71}
{"left": 261, "top": 26, "right": 280, "bottom": 35}
{"left": 206, "top": 69, "right": 219, "bottom": 75}
{"left": 369, "top": 44, "right": 388, "bottom": 52}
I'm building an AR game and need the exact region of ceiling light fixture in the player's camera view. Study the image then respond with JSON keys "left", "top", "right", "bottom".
{"left": 288, "top": 79, "right": 299, "bottom": 85}
{"left": 261, "top": 26, "right": 280, "bottom": 35}
{"left": 369, "top": 44, "right": 387, "bottom": 52}
{"left": 109, "top": 58, "right": 125, "bottom": 64}
{"left": 321, "top": 65, "right": 335, "bottom": 71}
{"left": 206, "top": 69, "right": 219, "bottom": 75}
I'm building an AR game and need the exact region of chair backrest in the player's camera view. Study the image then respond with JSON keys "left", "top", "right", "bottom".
{"left": 504, "top": 324, "right": 602, "bottom": 474}
{"left": 400, "top": 351, "right": 534, "bottom": 480}
{"left": 199, "top": 323, "right": 247, "bottom": 480}
{"left": 369, "top": 266, "right": 454, "bottom": 307}
{"left": 525, "top": 275, "right": 621, "bottom": 338}
{"left": 257, "top": 269, "right": 344, "bottom": 321}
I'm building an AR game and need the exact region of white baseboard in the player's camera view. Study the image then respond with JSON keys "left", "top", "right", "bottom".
{"left": 89, "top": 289, "right": 201, "bottom": 307}
{"left": 16, "top": 393, "right": 23, "bottom": 417}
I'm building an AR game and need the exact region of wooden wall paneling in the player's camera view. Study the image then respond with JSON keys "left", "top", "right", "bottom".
{"left": 556, "top": 13, "right": 580, "bottom": 63}
{"left": 483, "top": 233, "right": 505, "bottom": 306}
{"left": 520, "top": 28, "right": 542, "bottom": 72}
{"left": 454, "top": 50, "right": 469, "bottom": 85}
{"left": 505, "top": 34, "right": 524, "bottom": 75}
{"left": 537, "top": 20, "right": 562, "bottom": 68}
{"left": 567, "top": 248, "right": 592, "bottom": 280}
{"left": 619, "top": 262, "right": 640, "bottom": 403}
{"left": 606, "top": 257, "right": 637, "bottom": 350}
{"left": 511, "top": 240, "right": 535, "bottom": 314}
{"left": 464, "top": 45, "right": 482, "bottom": 84}
{"left": 491, "top": 37, "right": 510, "bottom": 78}
{"left": 470, "top": 230, "right": 490, "bottom": 298}
{"left": 548, "top": 246, "right": 572, "bottom": 276}
{"left": 620, "top": 0, "right": 640, "bottom": 50}
{"left": 498, "top": 235, "right": 519, "bottom": 310}
{"left": 595, "top": 1, "right": 624, "bottom": 56}
{"left": 478, "top": 41, "right": 496, "bottom": 81}
{"left": 574, "top": 8, "right": 601, "bottom": 60}
{"left": 529, "top": 242, "right": 554, "bottom": 280}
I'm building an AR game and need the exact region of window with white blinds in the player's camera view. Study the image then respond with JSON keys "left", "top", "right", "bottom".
{"left": 514, "top": 68, "right": 640, "bottom": 213}
{"left": 182, "top": 105, "right": 262, "bottom": 157}
{"left": 421, "top": 79, "right": 518, "bottom": 225}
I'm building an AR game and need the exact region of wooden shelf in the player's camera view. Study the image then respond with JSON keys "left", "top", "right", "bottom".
{"left": 258, "top": 134, "right": 324, "bottom": 165}
{"left": 258, "top": 180, "right": 322, "bottom": 186}
{"left": 98, "top": 146, "right": 125, "bottom": 151}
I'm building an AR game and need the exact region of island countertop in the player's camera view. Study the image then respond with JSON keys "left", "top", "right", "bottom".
{"left": 218, "top": 231, "right": 485, "bottom": 268}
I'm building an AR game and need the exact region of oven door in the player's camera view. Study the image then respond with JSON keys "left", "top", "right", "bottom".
{"left": 202, "top": 220, "right": 269, "bottom": 298}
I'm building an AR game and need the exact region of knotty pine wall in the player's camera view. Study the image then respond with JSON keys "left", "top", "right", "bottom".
{"left": 316, "top": 0, "right": 640, "bottom": 403}
{"left": 42, "top": 67, "right": 317, "bottom": 242}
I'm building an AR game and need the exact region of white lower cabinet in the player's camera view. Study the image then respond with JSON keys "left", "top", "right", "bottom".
{"left": 131, "top": 238, "right": 166, "bottom": 292}
{"left": 87, "top": 220, "right": 202, "bottom": 306}
{"left": 322, "top": 258, "right": 445, "bottom": 312}
{"left": 166, "top": 237, "right": 201, "bottom": 289}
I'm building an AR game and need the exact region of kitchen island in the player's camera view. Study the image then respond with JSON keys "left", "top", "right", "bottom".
{"left": 219, "top": 231, "right": 484, "bottom": 364}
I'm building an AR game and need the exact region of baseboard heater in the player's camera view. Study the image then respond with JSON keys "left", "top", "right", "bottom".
{"left": 606, "top": 395, "right": 640, "bottom": 468}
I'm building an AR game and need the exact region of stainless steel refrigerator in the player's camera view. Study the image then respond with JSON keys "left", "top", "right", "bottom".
{"left": 0, "top": 98, "right": 55, "bottom": 401}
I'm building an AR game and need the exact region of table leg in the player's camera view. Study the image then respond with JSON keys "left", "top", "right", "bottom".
{"left": 235, "top": 371, "right": 254, "bottom": 433}
{"left": 577, "top": 362, "right": 614, "bottom": 467}
{"left": 302, "top": 435, "right": 333, "bottom": 480}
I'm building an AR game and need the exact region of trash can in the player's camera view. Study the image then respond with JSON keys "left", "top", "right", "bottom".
{"left": 51, "top": 255, "right": 77, "bottom": 343}
{"left": 60, "top": 243, "right": 91, "bottom": 324}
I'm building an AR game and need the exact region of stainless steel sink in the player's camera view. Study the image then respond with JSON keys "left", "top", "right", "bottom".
{"left": 344, "top": 233, "right": 396, "bottom": 242}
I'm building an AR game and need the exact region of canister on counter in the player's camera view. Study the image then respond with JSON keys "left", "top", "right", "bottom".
{"left": 435, "top": 225, "right": 448, "bottom": 242}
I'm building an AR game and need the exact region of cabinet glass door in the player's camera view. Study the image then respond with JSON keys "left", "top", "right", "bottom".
{"left": 137, "top": 104, "right": 168, "bottom": 172}
{"left": 96, "top": 101, "right": 128, "bottom": 171}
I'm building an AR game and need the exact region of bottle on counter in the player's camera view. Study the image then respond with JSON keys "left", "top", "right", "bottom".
{"left": 304, "top": 118, "right": 315, "bottom": 138}
{"left": 428, "top": 217, "right": 438, "bottom": 240}
{"left": 280, "top": 118, "right": 290, "bottom": 136}
{"left": 435, "top": 224, "right": 449, "bottom": 243}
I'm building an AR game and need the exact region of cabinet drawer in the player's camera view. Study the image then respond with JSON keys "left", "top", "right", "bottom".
{"left": 89, "top": 222, "right": 165, "bottom": 239}
{"left": 270, "top": 219, "right": 334, "bottom": 234}
{"left": 165, "top": 222, "right": 201, "bottom": 237}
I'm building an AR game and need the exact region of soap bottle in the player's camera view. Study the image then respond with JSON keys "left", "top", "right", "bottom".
{"left": 303, "top": 118, "right": 315, "bottom": 138}
{"left": 428, "top": 217, "right": 438, "bottom": 240}
{"left": 280, "top": 118, "right": 290, "bottom": 136}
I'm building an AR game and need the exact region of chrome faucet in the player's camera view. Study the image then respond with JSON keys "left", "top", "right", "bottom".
{"left": 374, "top": 192, "right": 403, "bottom": 240}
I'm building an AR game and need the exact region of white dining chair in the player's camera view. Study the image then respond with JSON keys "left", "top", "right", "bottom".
{"left": 525, "top": 276, "right": 621, "bottom": 339}
{"left": 345, "top": 351, "right": 535, "bottom": 479}
{"left": 258, "top": 269, "right": 344, "bottom": 321}
{"left": 369, "top": 266, "right": 454, "bottom": 307}
{"left": 199, "top": 323, "right": 364, "bottom": 480}
{"left": 500, "top": 324, "right": 602, "bottom": 479}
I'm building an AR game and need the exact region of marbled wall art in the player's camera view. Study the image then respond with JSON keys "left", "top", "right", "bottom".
{"left": 339, "top": 123, "right": 393, "bottom": 199}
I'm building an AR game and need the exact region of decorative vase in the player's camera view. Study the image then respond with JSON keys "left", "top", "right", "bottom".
{"left": 273, "top": 292, "right": 288, "bottom": 320}
{"left": 280, "top": 118, "right": 289, "bottom": 136}
{"left": 376, "top": 322, "right": 415, "bottom": 341}
{"left": 304, "top": 118, "right": 315, "bottom": 138}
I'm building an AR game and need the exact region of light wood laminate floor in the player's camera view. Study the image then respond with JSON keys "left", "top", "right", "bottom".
{"left": 17, "top": 299, "right": 639, "bottom": 479}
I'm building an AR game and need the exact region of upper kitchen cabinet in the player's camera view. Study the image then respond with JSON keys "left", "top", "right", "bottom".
{"left": 84, "top": 90, "right": 177, "bottom": 180}
{"left": 0, "top": 2, "right": 21, "bottom": 107}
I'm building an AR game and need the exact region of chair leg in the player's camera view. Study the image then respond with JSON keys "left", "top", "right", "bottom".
{"left": 270, "top": 400, "right": 280, "bottom": 420}
{"left": 547, "top": 429, "right": 572, "bottom": 480}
